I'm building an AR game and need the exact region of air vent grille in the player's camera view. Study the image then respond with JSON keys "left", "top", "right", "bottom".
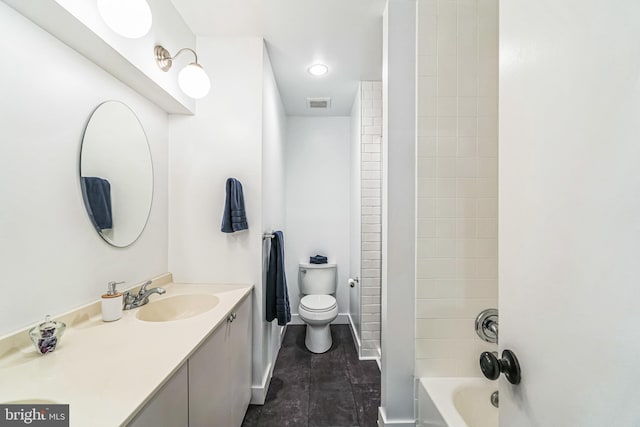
{"left": 306, "top": 97, "right": 331, "bottom": 109}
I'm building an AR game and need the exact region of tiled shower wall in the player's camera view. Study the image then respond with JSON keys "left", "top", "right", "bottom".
{"left": 415, "top": 0, "right": 498, "bottom": 377}
{"left": 360, "top": 81, "right": 382, "bottom": 358}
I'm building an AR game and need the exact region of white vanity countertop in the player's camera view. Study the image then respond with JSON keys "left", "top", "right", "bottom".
{"left": 0, "top": 275, "right": 253, "bottom": 427}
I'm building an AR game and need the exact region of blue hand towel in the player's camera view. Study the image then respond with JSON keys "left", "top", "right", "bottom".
{"left": 266, "top": 231, "right": 291, "bottom": 326}
{"left": 82, "top": 177, "right": 112, "bottom": 230}
{"left": 310, "top": 254, "right": 328, "bottom": 264}
{"left": 221, "top": 178, "right": 248, "bottom": 233}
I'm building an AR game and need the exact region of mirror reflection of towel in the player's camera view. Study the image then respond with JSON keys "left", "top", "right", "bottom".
{"left": 82, "top": 177, "right": 113, "bottom": 230}
{"left": 221, "top": 177, "right": 248, "bottom": 233}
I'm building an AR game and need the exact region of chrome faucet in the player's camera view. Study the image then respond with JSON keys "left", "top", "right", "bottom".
{"left": 475, "top": 308, "right": 499, "bottom": 344}
{"left": 123, "top": 280, "right": 166, "bottom": 310}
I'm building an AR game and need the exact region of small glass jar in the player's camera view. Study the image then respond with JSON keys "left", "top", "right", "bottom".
{"left": 29, "top": 315, "right": 66, "bottom": 355}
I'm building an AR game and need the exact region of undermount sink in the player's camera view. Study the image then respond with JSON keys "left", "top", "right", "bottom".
{"left": 135, "top": 294, "right": 219, "bottom": 322}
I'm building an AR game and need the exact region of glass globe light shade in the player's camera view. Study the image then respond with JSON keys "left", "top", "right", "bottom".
{"left": 178, "top": 63, "right": 211, "bottom": 99}
{"left": 97, "top": 0, "right": 152, "bottom": 39}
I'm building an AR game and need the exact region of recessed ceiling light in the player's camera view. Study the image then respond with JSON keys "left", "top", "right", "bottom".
{"left": 308, "top": 64, "right": 329, "bottom": 77}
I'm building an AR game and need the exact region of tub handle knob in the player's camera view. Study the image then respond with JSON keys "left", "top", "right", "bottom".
{"left": 480, "top": 349, "right": 521, "bottom": 385}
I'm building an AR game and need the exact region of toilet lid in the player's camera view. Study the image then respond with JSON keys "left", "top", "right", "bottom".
{"left": 300, "top": 295, "right": 337, "bottom": 312}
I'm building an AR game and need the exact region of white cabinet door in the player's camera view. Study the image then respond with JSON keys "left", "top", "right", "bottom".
{"left": 188, "top": 314, "right": 229, "bottom": 427}
{"left": 127, "top": 363, "right": 188, "bottom": 427}
{"left": 189, "top": 296, "right": 252, "bottom": 427}
{"left": 227, "top": 297, "right": 252, "bottom": 427}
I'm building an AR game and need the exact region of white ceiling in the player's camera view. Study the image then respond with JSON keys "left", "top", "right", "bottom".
{"left": 170, "top": 0, "right": 385, "bottom": 116}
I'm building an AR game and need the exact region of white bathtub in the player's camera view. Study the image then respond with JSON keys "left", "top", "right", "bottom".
{"left": 418, "top": 377, "right": 498, "bottom": 427}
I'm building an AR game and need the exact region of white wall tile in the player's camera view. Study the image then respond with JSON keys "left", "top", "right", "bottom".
{"left": 436, "top": 178, "right": 456, "bottom": 197}
{"left": 416, "top": 0, "right": 497, "bottom": 378}
{"left": 362, "top": 189, "right": 380, "bottom": 198}
{"left": 418, "top": 220, "right": 437, "bottom": 238}
{"left": 361, "top": 292, "right": 380, "bottom": 300}
{"left": 418, "top": 137, "right": 437, "bottom": 157}
{"left": 416, "top": 318, "right": 476, "bottom": 339}
{"left": 437, "top": 137, "right": 457, "bottom": 157}
{"left": 362, "top": 242, "right": 381, "bottom": 251}
{"left": 363, "top": 143, "right": 382, "bottom": 153}
{"left": 457, "top": 137, "right": 477, "bottom": 157}
{"left": 362, "top": 170, "right": 382, "bottom": 180}
{"left": 437, "top": 97, "right": 458, "bottom": 117}
{"left": 437, "top": 57, "right": 458, "bottom": 97}
{"left": 458, "top": 117, "right": 478, "bottom": 137}
{"left": 437, "top": 117, "right": 458, "bottom": 137}
{"left": 357, "top": 81, "right": 382, "bottom": 355}
{"left": 436, "top": 157, "right": 456, "bottom": 178}
{"left": 362, "top": 153, "right": 381, "bottom": 162}
{"left": 477, "top": 137, "right": 498, "bottom": 157}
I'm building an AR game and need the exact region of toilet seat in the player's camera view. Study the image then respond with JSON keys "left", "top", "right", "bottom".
{"left": 300, "top": 295, "right": 337, "bottom": 312}
{"left": 298, "top": 295, "right": 338, "bottom": 353}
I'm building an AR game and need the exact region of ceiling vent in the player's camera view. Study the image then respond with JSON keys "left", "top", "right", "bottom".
{"left": 306, "top": 97, "right": 331, "bottom": 109}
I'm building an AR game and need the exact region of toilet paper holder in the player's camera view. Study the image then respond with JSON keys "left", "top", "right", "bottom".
{"left": 348, "top": 277, "right": 359, "bottom": 288}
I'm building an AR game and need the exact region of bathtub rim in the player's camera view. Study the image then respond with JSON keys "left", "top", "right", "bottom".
{"left": 419, "top": 376, "right": 498, "bottom": 427}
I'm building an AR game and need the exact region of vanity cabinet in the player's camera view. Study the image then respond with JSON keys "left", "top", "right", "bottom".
{"left": 126, "top": 295, "right": 252, "bottom": 427}
{"left": 127, "top": 363, "right": 189, "bottom": 427}
{"left": 189, "top": 296, "right": 252, "bottom": 427}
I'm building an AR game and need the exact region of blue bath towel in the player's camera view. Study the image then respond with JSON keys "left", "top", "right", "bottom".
{"left": 82, "top": 177, "right": 112, "bottom": 230}
{"left": 266, "top": 231, "right": 291, "bottom": 326}
{"left": 221, "top": 178, "right": 248, "bottom": 233}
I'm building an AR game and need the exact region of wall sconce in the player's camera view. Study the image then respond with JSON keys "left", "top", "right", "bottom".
{"left": 97, "top": 0, "right": 152, "bottom": 39}
{"left": 154, "top": 45, "right": 211, "bottom": 99}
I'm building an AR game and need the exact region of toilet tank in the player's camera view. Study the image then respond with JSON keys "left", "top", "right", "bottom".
{"left": 298, "top": 263, "right": 337, "bottom": 295}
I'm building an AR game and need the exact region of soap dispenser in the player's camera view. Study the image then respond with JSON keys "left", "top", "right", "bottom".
{"left": 101, "top": 281, "right": 124, "bottom": 322}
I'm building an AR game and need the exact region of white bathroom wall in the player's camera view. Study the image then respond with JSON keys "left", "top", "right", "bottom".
{"left": 261, "top": 44, "right": 288, "bottom": 398}
{"left": 0, "top": 2, "right": 169, "bottom": 336}
{"left": 168, "top": 37, "right": 263, "bottom": 285}
{"left": 500, "top": 2, "right": 640, "bottom": 425}
{"left": 285, "top": 117, "right": 351, "bottom": 322}
{"left": 414, "top": 0, "right": 499, "bottom": 378}
{"left": 168, "top": 37, "right": 287, "bottom": 404}
{"left": 349, "top": 85, "right": 362, "bottom": 342}
{"left": 380, "top": 0, "right": 416, "bottom": 424}
{"left": 168, "top": 36, "right": 270, "bottom": 399}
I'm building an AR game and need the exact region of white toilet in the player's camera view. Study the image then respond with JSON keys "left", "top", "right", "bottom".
{"left": 297, "top": 262, "right": 338, "bottom": 353}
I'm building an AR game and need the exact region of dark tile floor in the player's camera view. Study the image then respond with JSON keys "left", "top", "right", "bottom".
{"left": 242, "top": 325, "right": 381, "bottom": 427}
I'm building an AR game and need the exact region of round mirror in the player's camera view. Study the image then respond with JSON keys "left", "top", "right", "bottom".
{"left": 80, "top": 101, "right": 153, "bottom": 247}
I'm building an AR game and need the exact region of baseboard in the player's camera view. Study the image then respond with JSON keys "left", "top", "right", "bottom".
{"left": 377, "top": 407, "right": 415, "bottom": 427}
{"left": 361, "top": 347, "right": 380, "bottom": 360}
{"left": 347, "top": 314, "right": 381, "bottom": 366}
{"left": 289, "top": 313, "right": 350, "bottom": 325}
{"left": 347, "top": 313, "right": 362, "bottom": 351}
{"left": 250, "top": 361, "right": 273, "bottom": 404}
{"left": 250, "top": 325, "right": 287, "bottom": 404}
